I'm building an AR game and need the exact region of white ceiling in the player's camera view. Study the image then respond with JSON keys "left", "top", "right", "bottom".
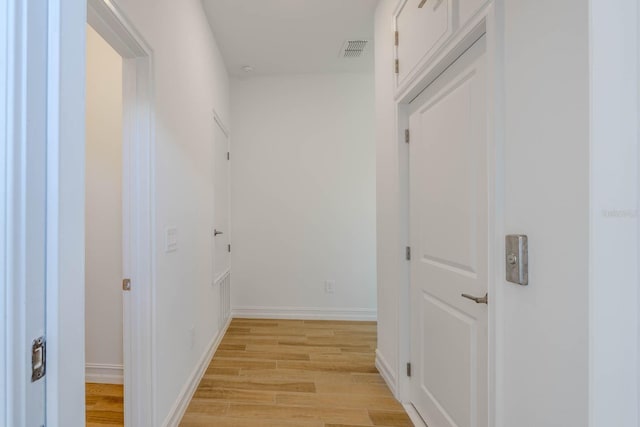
{"left": 202, "top": 0, "right": 376, "bottom": 76}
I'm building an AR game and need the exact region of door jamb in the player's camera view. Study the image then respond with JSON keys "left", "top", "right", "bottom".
{"left": 86, "top": 1, "right": 156, "bottom": 425}
{"left": 3, "top": 1, "right": 49, "bottom": 425}
{"left": 0, "top": 2, "right": 7, "bottom": 421}
{"left": 393, "top": 4, "right": 503, "bottom": 426}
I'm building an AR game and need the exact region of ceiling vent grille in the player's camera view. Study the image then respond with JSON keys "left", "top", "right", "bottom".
{"left": 341, "top": 40, "right": 368, "bottom": 58}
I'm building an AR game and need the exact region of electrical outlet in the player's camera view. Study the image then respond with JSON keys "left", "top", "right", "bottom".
{"left": 324, "top": 280, "right": 335, "bottom": 294}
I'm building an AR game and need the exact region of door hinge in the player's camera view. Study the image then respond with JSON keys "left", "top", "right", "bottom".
{"left": 31, "top": 336, "right": 46, "bottom": 382}
{"left": 405, "top": 129, "right": 410, "bottom": 143}
{"left": 227, "top": 152, "right": 230, "bottom": 160}
{"left": 394, "top": 30, "right": 399, "bottom": 46}
{"left": 405, "top": 246, "right": 411, "bottom": 261}
{"left": 406, "top": 362, "right": 412, "bottom": 377}
{"left": 394, "top": 59, "right": 399, "bottom": 74}
{"left": 122, "top": 278, "right": 131, "bottom": 291}
{"left": 228, "top": 244, "right": 231, "bottom": 253}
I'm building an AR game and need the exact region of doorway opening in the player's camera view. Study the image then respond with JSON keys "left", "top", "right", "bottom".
{"left": 84, "top": 22, "right": 125, "bottom": 424}
{"left": 86, "top": 0, "right": 155, "bottom": 425}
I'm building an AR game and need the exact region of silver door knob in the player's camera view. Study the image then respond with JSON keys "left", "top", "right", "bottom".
{"left": 461, "top": 292, "right": 488, "bottom": 304}
{"left": 214, "top": 229, "right": 223, "bottom": 236}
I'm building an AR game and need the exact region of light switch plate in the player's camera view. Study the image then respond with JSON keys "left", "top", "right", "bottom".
{"left": 505, "top": 234, "right": 528, "bottom": 285}
{"left": 165, "top": 227, "right": 178, "bottom": 252}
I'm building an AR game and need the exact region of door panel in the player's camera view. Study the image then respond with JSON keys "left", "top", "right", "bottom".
{"left": 213, "top": 121, "right": 230, "bottom": 281}
{"left": 396, "top": 0, "right": 452, "bottom": 84}
{"left": 459, "top": 0, "right": 488, "bottom": 30}
{"left": 409, "top": 35, "right": 487, "bottom": 427}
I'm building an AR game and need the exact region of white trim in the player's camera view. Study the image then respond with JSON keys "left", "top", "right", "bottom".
{"left": 375, "top": 349, "right": 398, "bottom": 398}
{"left": 46, "top": 0, "right": 87, "bottom": 425}
{"left": 7, "top": 1, "right": 49, "bottom": 425}
{"left": 161, "top": 317, "right": 232, "bottom": 427}
{"left": 403, "top": 403, "right": 428, "bottom": 427}
{"left": 85, "top": 364, "right": 124, "bottom": 385}
{"left": 0, "top": 1, "right": 9, "bottom": 423}
{"left": 232, "top": 306, "right": 377, "bottom": 321}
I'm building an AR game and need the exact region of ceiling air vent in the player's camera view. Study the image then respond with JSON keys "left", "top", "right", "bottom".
{"left": 341, "top": 40, "right": 368, "bottom": 58}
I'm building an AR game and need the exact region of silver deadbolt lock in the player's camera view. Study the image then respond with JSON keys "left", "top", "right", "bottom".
{"left": 505, "top": 235, "right": 528, "bottom": 286}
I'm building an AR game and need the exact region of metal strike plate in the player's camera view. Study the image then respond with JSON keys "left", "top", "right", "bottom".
{"left": 505, "top": 235, "right": 528, "bottom": 285}
{"left": 31, "top": 336, "right": 46, "bottom": 382}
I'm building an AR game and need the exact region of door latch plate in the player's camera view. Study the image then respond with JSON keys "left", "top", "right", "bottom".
{"left": 31, "top": 336, "right": 46, "bottom": 382}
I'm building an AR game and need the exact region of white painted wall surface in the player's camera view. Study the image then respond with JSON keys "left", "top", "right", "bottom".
{"left": 85, "top": 25, "right": 124, "bottom": 381}
{"left": 588, "top": 1, "right": 639, "bottom": 425}
{"left": 83, "top": 0, "right": 230, "bottom": 423}
{"left": 230, "top": 73, "right": 377, "bottom": 317}
{"left": 500, "top": 2, "right": 590, "bottom": 425}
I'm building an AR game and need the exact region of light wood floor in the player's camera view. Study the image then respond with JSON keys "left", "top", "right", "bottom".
{"left": 180, "top": 318, "right": 413, "bottom": 427}
{"left": 86, "top": 383, "right": 124, "bottom": 426}
{"left": 86, "top": 319, "right": 413, "bottom": 427}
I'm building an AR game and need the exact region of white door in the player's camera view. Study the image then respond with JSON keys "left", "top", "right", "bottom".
{"left": 2, "top": 1, "right": 49, "bottom": 425}
{"left": 213, "top": 119, "right": 230, "bottom": 281}
{"left": 395, "top": 0, "right": 452, "bottom": 85}
{"left": 409, "top": 35, "right": 488, "bottom": 427}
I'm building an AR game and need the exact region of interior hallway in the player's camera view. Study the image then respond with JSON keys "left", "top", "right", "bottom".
{"left": 180, "top": 318, "right": 411, "bottom": 426}
{"left": 85, "top": 319, "right": 412, "bottom": 426}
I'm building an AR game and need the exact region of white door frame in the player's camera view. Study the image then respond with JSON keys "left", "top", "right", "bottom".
{"left": 44, "top": 0, "right": 156, "bottom": 425}
{"left": 86, "top": 1, "right": 156, "bottom": 425}
{"left": 392, "top": 4, "right": 503, "bottom": 426}
{"left": 3, "top": 1, "right": 50, "bottom": 425}
{"left": 0, "top": 2, "right": 7, "bottom": 422}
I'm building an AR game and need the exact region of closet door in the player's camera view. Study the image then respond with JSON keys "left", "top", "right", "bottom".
{"left": 213, "top": 118, "right": 230, "bottom": 282}
{"left": 395, "top": 0, "right": 452, "bottom": 84}
{"left": 408, "top": 35, "right": 488, "bottom": 427}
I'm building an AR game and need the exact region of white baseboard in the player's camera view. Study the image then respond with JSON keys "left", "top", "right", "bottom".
{"left": 161, "top": 316, "right": 232, "bottom": 427}
{"left": 85, "top": 363, "right": 124, "bottom": 384}
{"left": 231, "top": 306, "right": 377, "bottom": 321}
{"left": 375, "top": 349, "right": 398, "bottom": 398}
{"left": 403, "top": 403, "right": 428, "bottom": 427}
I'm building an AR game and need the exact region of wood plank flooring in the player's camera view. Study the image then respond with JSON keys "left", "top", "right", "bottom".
{"left": 86, "top": 383, "right": 124, "bottom": 426}
{"left": 180, "top": 318, "right": 413, "bottom": 427}
{"left": 85, "top": 319, "right": 413, "bottom": 427}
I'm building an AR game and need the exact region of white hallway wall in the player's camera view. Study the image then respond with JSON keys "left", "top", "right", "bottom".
{"left": 85, "top": 25, "right": 123, "bottom": 383}
{"left": 231, "top": 73, "right": 377, "bottom": 318}
{"left": 88, "top": 0, "right": 230, "bottom": 423}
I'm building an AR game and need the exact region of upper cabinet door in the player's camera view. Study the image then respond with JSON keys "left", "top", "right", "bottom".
{"left": 395, "top": 0, "right": 453, "bottom": 86}
{"left": 459, "top": 0, "right": 488, "bottom": 30}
